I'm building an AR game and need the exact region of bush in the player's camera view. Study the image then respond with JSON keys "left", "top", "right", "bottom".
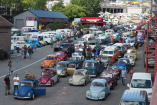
{"left": 46, "top": 22, "right": 64, "bottom": 30}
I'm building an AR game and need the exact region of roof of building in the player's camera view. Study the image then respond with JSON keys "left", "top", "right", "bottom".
{"left": 0, "top": 16, "right": 13, "bottom": 27}
{"left": 29, "top": 10, "right": 68, "bottom": 19}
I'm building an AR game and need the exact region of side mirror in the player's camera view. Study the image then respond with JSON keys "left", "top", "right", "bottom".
{"left": 127, "top": 84, "right": 130, "bottom": 88}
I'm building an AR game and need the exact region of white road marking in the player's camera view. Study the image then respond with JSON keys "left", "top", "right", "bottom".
{"left": 0, "top": 57, "right": 45, "bottom": 79}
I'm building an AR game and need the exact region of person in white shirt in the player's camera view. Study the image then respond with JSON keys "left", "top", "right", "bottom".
{"left": 13, "top": 74, "right": 19, "bottom": 91}
{"left": 99, "top": 49, "right": 104, "bottom": 55}
{"left": 16, "top": 43, "right": 20, "bottom": 53}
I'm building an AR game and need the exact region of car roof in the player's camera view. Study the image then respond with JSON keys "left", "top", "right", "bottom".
{"left": 121, "top": 89, "right": 147, "bottom": 102}
{"left": 113, "top": 43, "right": 124, "bottom": 47}
{"left": 105, "top": 46, "right": 118, "bottom": 51}
{"left": 92, "top": 79, "right": 107, "bottom": 83}
{"left": 132, "top": 72, "right": 151, "bottom": 80}
{"left": 58, "top": 61, "right": 69, "bottom": 64}
{"left": 84, "top": 60, "right": 97, "bottom": 63}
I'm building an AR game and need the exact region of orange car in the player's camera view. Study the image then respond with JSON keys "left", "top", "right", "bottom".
{"left": 41, "top": 55, "right": 58, "bottom": 68}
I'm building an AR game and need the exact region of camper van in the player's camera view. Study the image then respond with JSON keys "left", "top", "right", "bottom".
{"left": 11, "top": 36, "right": 28, "bottom": 42}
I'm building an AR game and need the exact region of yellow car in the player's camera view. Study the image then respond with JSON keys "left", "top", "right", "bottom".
{"left": 127, "top": 48, "right": 138, "bottom": 59}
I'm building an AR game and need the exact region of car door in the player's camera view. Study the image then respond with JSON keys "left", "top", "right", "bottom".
{"left": 34, "top": 81, "right": 46, "bottom": 96}
{"left": 104, "top": 83, "right": 108, "bottom": 95}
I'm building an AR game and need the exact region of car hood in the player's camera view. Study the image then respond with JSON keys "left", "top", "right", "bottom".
{"left": 57, "top": 55, "right": 64, "bottom": 59}
{"left": 117, "top": 63, "right": 127, "bottom": 69}
{"left": 43, "top": 60, "right": 53, "bottom": 66}
{"left": 90, "top": 87, "right": 104, "bottom": 97}
{"left": 39, "top": 76, "right": 51, "bottom": 83}
{"left": 56, "top": 67, "right": 65, "bottom": 71}
{"left": 18, "top": 86, "right": 34, "bottom": 97}
{"left": 72, "top": 75, "right": 85, "bottom": 83}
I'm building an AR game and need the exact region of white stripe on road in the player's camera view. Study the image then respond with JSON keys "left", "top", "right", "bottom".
{"left": 0, "top": 57, "right": 45, "bottom": 79}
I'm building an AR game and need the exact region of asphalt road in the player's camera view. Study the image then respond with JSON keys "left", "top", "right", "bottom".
{"left": 0, "top": 37, "right": 151, "bottom": 105}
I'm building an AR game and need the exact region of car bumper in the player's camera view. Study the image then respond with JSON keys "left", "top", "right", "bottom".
{"left": 86, "top": 96, "right": 104, "bottom": 100}
{"left": 14, "top": 96, "right": 31, "bottom": 99}
{"left": 69, "top": 82, "right": 84, "bottom": 86}
{"left": 89, "top": 75, "right": 97, "bottom": 77}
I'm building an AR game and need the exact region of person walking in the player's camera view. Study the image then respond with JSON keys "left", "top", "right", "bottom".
{"left": 24, "top": 45, "right": 28, "bottom": 59}
{"left": 99, "top": 49, "right": 104, "bottom": 55}
{"left": 21, "top": 47, "right": 24, "bottom": 60}
{"left": 28, "top": 46, "right": 33, "bottom": 59}
{"left": 92, "top": 48, "right": 96, "bottom": 60}
{"left": 16, "top": 43, "right": 20, "bottom": 53}
{"left": 121, "top": 67, "right": 127, "bottom": 86}
{"left": 4, "top": 75, "right": 11, "bottom": 95}
{"left": 129, "top": 68, "right": 134, "bottom": 84}
{"left": 13, "top": 74, "right": 19, "bottom": 92}
{"left": 8, "top": 58, "right": 12, "bottom": 75}
{"left": 50, "top": 38, "right": 53, "bottom": 48}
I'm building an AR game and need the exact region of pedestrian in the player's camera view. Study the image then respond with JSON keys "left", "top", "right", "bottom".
{"left": 92, "top": 48, "right": 96, "bottom": 60}
{"left": 21, "top": 47, "right": 24, "bottom": 60}
{"left": 34, "top": 44, "right": 37, "bottom": 51}
{"left": 8, "top": 58, "right": 12, "bottom": 75}
{"left": 50, "top": 38, "right": 53, "bottom": 48}
{"left": 24, "top": 45, "right": 28, "bottom": 59}
{"left": 119, "top": 38, "right": 122, "bottom": 43}
{"left": 16, "top": 43, "right": 20, "bottom": 53}
{"left": 4, "top": 75, "right": 11, "bottom": 95}
{"left": 129, "top": 68, "right": 134, "bottom": 84}
{"left": 135, "top": 41, "right": 138, "bottom": 50}
{"left": 28, "top": 46, "right": 33, "bottom": 59}
{"left": 121, "top": 67, "right": 127, "bottom": 86}
{"left": 13, "top": 74, "right": 19, "bottom": 92}
{"left": 99, "top": 49, "right": 104, "bottom": 55}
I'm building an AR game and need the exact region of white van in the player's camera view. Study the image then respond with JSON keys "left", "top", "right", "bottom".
{"left": 11, "top": 36, "right": 28, "bottom": 42}
{"left": 127, "top": 72, "right": 153, "bottom": 101}
{"left": 105, "top": 29, "right": 115, "bottom": 35}
{"left": 22, "top": 32, "right": 40, "bottom": 39}
{"left": 82, "top": 34, "right": 95, "bottom": 41}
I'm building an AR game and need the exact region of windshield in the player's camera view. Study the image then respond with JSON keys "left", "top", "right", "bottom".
{"left": 60, "top": 43, "right": 70, "bottom": 48}
{"left": 45, "top": 56, "right": 54, "bottom": 60}
{"left": 20, "top": 82, "right": 33, "bottom": 87}
{"left": 74, "top": 71, "right": 84, "bottom": 76}
{"left": 75, "top": 48, "right": 83, "bottom": 52}
{"left": 72, "top": 53, "right": 81, "bottom": 57}
{"left": 120, "top": 101, "right": 145, "bottom": 105}
{"left": 101, "top": 57, "right": 109, "bottom": 60}
{"left": 92, "top": 82, "right": 104, "bottom": 87}
{"left": 131, "top": 79, "right": 152, "bottom": 88}
{"left": 124, "top": 55, "right": 134, "bottom": 59}
{"left": 41, "top": 71, "right": 53, "bottom": 76}
{"left": 55, "top": 52, "right": 64, "bottom": 55}
{"left": 83, "top": 62, "right": 95, "bottom": 68}
{"left": 100, "top": 73, "right": 112, "bottom": 78}
{"left": 69, "top": 57, "right": 80, "bottom": 61}
{"left": 104, "top": 51, "right": 114, "bottom": 54}
{"left": 127, "top": 50, "right": 135, "bottom": 53}
{"left": 68, "top": 64, "right": 76, "bottom": 68}
{"left": 128, "top": 40, "right": 135, "bottom": 43}
{"left": 118, "top": 60, "right": 127, "bottom": 64}
{"left": 56, "top": 63, "right": 66, "bottom": 67}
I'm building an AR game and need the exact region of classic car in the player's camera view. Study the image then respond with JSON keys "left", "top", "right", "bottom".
{"left": 67, "top": 63, "right": 77, "bottom": 75}
{"left": 137, "top": 36, "right": 144, "bottom": 47}
{"left": 14, "top": 79, "right": 46, "bottom": 99}
{"left": 54, "top": 51, "right": 68, "bottom": 61}
{"left": 82, "top": 60, "right": 104, "bottom": 77}
{"left": 98, "top": 55, "right": 112, "bottom": 67}
{"left": 124, "top": 54, "right": 135, "bottom": 66}
{"left": 41, "top": 55, "right": 58, "bottom": 68}
{"left": 38, "top": 68, "right": 60, "bottom": 86}
{"left": 99, "top": 71, "right": 117, "bottom": 89}
{"left": 60, "top": 42, "right": 72, "bottom": 52}
{"left": 69, "top": 69, "right": 91, "bottom": 86}
{"left": 26, "top": 39, "right": 42, "bottom": 47}
{"left": 75, "top": 47, "right": 85, "bottom": 56}
{"left": 117, "top": 58, "right": 132, "bottom": 73}
{"left": 106, "top": 66, "right": 121, "bottom": 80}
{"left": 86, "top": 79, "right": 110, "bottom": 100}
{"left": 126, "top": 38, "right": 136, "bottom": 47}
{"left": 54, "top": 45, "right": 62, "bottom": 52}
{"left": 56, "top": 61, "right": 69, "bottom": 76}
{"left": 136, "top": 30, "right": 145, "bottom": 39}
{"left": 112, "top": 32, "right": 121, "bottom": 43}
{"left": 113, "top": 43, "right": 126, "bottom": 57}
{"left": 143, "top": 50, "right": 155, "bottom": 68}
{"left": 127, "top": 48, "right": 138, "bottom": 59}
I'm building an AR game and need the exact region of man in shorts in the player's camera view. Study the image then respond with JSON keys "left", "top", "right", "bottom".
{"left": 4, "top": 75, "right": 11, "bottom": 95}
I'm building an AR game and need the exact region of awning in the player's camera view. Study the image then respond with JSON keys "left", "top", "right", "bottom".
{"left": 81, "top": 17, "right": 103, "bottom": 23}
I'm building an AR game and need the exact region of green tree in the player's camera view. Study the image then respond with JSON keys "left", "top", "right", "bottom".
{"left": 46, "top": 22, "right": 64, "bottom": 30}
{"left": 51, "top": 2, "right": 65, "bottom": 12}
{"left": 71, "top": 0, "right": 101, "bottom": 17}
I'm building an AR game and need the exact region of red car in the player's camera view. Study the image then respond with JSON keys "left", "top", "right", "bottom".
{"left": 38, "top": 68, "right": 60, "bottom": 86}
{"left": 99, "top": 71, "right": 117, "bottom": 90}
{"left": 54, "top": 51, "right": 68, "bottom": 61}
{"left": 106, "top": 66, "right": 121, "bottom": 80}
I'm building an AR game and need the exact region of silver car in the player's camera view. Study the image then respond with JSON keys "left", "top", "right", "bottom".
{"left": 69, "top": 69, "right": 91, "bottom": 86}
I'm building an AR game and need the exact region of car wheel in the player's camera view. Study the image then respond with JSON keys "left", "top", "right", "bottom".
{"left": 65, "top": 72, "right": 68, "bottom": 77}
{"left": 83, "top": 81, "right": 86, "bottom": 86}
{"left": 51, "top": 81, "right": 54, "bottom": 87}
{"left": 102, "top": 94, "right": 106, "bottom": 100}
{"left": 108, "top": 90, "right": 111, "bottom": 95}
{"left": 31, "top": 93, "right": 35, "bottom": 100}
{"left": 57, "top": 76, "right": 60, "bottom": 82}
{"left": 41, "top": 67, "right": 43, "bottom": 69}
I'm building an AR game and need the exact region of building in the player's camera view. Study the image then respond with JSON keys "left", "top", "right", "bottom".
{"left": 14, "top": 10, "right": 69, "bottom": 29}
{"left": 0, "top": 16, "right": 13, "bottom": 51}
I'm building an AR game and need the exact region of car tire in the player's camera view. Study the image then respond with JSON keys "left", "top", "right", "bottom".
{"left": 57, "top": 77, "right": 60, "bottom": 82}
{"left": 41, "top": 67, "right": 43, "bottom": 69}
{"left": 83, "top": 81, "right": 86, "bottom": 86}
{"left": 108, "top": 90, "right": 111, "bottom": 95}
{"left": 31, "top": 93, "right": 35, "bottom": 100}
{"left": 65, "top": 72, "right": 68, "bottom": 77}
{"left": 102, "top": 94, "right": 106, "bottom": 100}
{"left": 51, "top": 81, "right": 54, "bottom": 87}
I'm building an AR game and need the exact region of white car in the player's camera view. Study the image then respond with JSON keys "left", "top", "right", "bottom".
{"left": 124, "top": 54, "right": 135, "bottom": 66}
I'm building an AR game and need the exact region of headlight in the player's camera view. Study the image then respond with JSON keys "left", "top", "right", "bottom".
{"left": 88, "top": 93, "right": 91, "bottom": 96}
{"left": 81, "top": 79, "right": 84, "bottom": 83}
{"left": 28, "top": 93, "right": 30, "bottom": 96}
{"left": 15, "top": 92, "right": 17, "bottom": 95}
{"left": 99, "top": 93, "right": 103, "bottom": 97}
{"left": 48, "top": 80, "right": 51, "bottom": 83}
{"left": 109, "top": 82, "right": 112, "bottom": 86}
{"left": 62, "top": 70, "right": 66, "bottom": 74}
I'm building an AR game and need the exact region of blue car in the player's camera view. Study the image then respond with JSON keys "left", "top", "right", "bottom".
{"left": 14, "top": 79, "right": 46, "bottom": 99}
{"left": 137, "top": 36, "right": 144, "bottom": 47}
{"left": 26, "top": 39, "right": 42, "bottom": 47}
{"left": 117, "top": 58, "right": 131, "bottom": 72}
{"left": 82, "top": 60, "right": 104, "bottom": 77}
{"left": 86, "top": 79, "right": 110, "bottom": 100}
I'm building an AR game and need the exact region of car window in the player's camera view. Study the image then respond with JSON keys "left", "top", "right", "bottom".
{"left": 74, "top": 71, "right": 84, "bottom": 76}
{"left": 20, "top": 81, "right": 33, "bottom": 87}
{"left": 92, "top": 82, "right": 104, "bottom": 87}
{"left": 45, "top": 56, "right": 54, "bottom": 60}
{"left": 83, "top": 62, "right": 95, "bottom": 68}
{"left": 120, "top": 101, "right": 145, "bottom": 105}
{"left": 42, "top": 71, "right": 53, "bottom": 76}
{"left": 118, "top": 60, "right": 127, "bottom": 64}
{"left": 56, "top": 63, "right": 66, "bottom": 67}
{"left": 131, "top": 79, "right": 152, "bottom": 88}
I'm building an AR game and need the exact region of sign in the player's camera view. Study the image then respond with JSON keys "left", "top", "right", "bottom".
{"left": 26, "top": 17, "right": 37, "bottom": 21}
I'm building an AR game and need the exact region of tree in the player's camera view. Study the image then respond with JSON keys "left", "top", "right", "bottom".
{"left": 51, "top": 2, "right": 65, "bottom": 12}
{"left": 71, "top": 0, "right": 101, "bottom": 17}
{"left": 63, "top": 4, "right": 87, "bottom": 21}
{"left": 46, "top": 22, "right": 64, "bottom": 30}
